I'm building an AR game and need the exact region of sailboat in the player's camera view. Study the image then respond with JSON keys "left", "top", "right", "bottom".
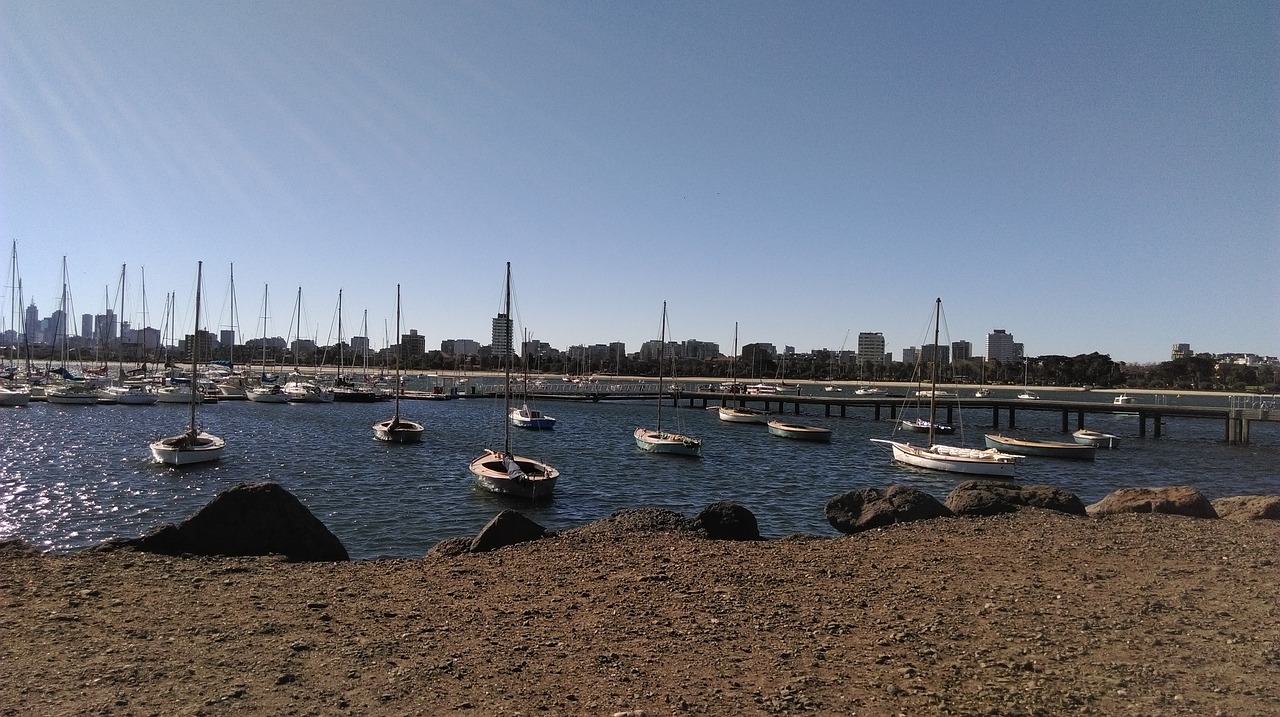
{"left": 332, "top": 289, "right": 378, "bottom": 402}
{"left": 149, "top": 261, "right": 225, "bottom": 465}
{"left": 872, "top": 298, "right": 1018, "bottom": 477}
{"left": 974, "top": 357, "right": 991, "bottom": 398}
{"left": 468, "top": 263, "right": 559, "bottom": 498}
{"left": 282, "top": 287, "right": 334, "bottom": 403}
{"left": 99, "top": 264, "right": 157, "bottom": 405}
{"left": 510, "top": 329, "right": 556, "bottom": 429}
{"left": 45, "top": 257, "right": 99, "bottom": 405}
{"left": 1016, "top": 358, "right": 1040, "bottom": 399}
{"left": 372, "top": 285, "right": 424, "bottom": 442}
{"left": 634, "top": 302, "right": 702, "bottom": 456}
{"left": 246, "top": 285, "right": 289, "bottom": 403}
{"left": 719, "top": 322, "right": 767, "bottom": 423}
{"left": 1, "top": 242, "right": 31, "bottom": 407}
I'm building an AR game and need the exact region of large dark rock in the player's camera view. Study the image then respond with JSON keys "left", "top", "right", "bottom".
{"left": 98, "top": 482, "right": 349, "bottom": 561}
{"left": 1211, "top": 495, "right": 1280, "bottom": 521}
{"left": 1086, "top": 486, "right": 1218, "bottom": 518}
{"left": 945, "top": 480, "right": 1086, "bottom": 517}
{"left": 688, "top": 501, "right": 761, "bottom": 541}
{"left": 470, "top": 510, "right": 550, "bottom": 553}
{"left": 825, "top": 486, "right": 952, "bottom": 534}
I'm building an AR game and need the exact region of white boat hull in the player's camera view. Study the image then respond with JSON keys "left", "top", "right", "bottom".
{"left": 468, "top": 449, "right": 558, "bottom": 499}
{"left": 718, "top": 406, "right": 767, "bottom": 423}
{"left": 373, "top": 418, "right": 424, "bottom": 443}
{"left": 46, "top": 389, "right": 99, "bottom": 405}
{"left": 0, "top": 387, "right": 32, "bottom": 407}
{"left": 510, "top": 405, "right": 556, "bottom": 430}
{"left": 873, "top": 439, "right": 1018, "bottom": 477}
{"left": 149, "top": 431, "right": 225, "bottom": 465}
{"left": 766, "top": 420, "right": 831, "bottom": 442}
{"left": 634, "top": 427, "right": 702, "bottom": 456}
{"left": 246, "top": 387, "right": 290, "bottom": 403}
{"left": 155, "top": 387, "right": 202, "bottom": 404}
{"left": 1073, "top": 429, "right": 1121, "bottom": 449}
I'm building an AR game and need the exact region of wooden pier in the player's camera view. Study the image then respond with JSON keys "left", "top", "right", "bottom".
{"left": 673, "top": 391, "right": 1276, "bottom": 446}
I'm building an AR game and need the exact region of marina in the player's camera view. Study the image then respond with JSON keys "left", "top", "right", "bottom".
{"left": 1, "top": 381, "right": 1276, "bottom": 560}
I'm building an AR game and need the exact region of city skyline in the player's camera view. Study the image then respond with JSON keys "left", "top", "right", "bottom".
{"left": 6, "top": 282, "right": 1271, "bottom": 366}
{"left": 3, "top": 3, "right": 1276, "bottom": 363}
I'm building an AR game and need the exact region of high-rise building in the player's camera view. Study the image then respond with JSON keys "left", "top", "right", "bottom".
{"left": 491, "top": 313, "right": 513, "bottom": 367}
{"left": 402, "top": 329, "right": 426, "bottom": 357}
{"left": 1172, "top": 343, "right": 1192, "bottom": 359}
{"left": 857, "top": 332, "right": 886, "bottom": 365}
{"left": 952, "top": 340, "right": 972, "bottom": 362}
{"left": 986, "top": 329, "right": 1017, "bottom": 363}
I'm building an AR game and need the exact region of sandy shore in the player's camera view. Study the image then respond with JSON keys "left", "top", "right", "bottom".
{"left": 3, "top": 510, "right": 1277, "bottom": 716}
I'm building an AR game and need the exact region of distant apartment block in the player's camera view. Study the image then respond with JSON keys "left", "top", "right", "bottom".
{"left": 491, "top": 313, "right": 513, "bottom": 365}
{"left": 441, "top": 339, "right": 480, "bottom": 357}
{"left": 920, "top": 343, "right": 950, "bottom": 365}
{"left": 902, "top": 346, "right": 918, "bottom": 366}
{"left": 951, "top": 340, "right": 972, "bottom": 362}
{"left": 401, "top": 329, "right": 426, "bottom": 357}
{"left": 1171, "top": 343, "right": 1193, "bottom": 360}
{"left": 986, "top": 329, "right": 1018, "bottom": 362}
{"left": 857, "top": 332, "right": 886, "bottom": 365}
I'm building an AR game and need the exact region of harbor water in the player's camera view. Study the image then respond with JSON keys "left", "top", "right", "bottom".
{"left": 1, "top": 385, "right": 1276, "bottom": 560}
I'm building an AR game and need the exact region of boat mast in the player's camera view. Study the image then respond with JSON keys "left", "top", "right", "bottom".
{"left": 189, "top": 262, "right": 203, "bottom": 437}
{"left": 502, "top": 262, "right": 513, "bottom": 454}
{"left": 656, "top": 301, "right": 666, "bottom": 433}
{"left": 336, "top": 289, "right": 344, "bottom": 380}
{"left": 392, "top": 285, "right": 402, "bottom": 422}
{"left": 228, "top": 264, "right": 238, "bottom": 373}
{"left": 928, "top": 297, "right": 940, "bottom": 446}
{"left": 139, "top": 267, "right": 148, "bottom": 374}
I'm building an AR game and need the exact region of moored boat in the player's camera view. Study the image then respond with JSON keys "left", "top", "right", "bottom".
{"left": 373, "top": 284, "right": 424, "bottom": 443}
{"left": 900, "top": 417, "right": 954, "bottom": 435}
{"left": 718, "top": 405, "right": 768, "bottom": 423}
{"left": 510, "top": 404, "right": 557, "bottom": 430}
{"left": 149, "top": 261, "right": 224, "bottom": 466}
{"left": 766, "top": 419, "right": 831, "bottom": 442}
{"left": 635, "top": 301, "right": 701, "bottom": 457}
{"left": 983, "top": 434, "right": 1095, "bottom": 460}
{"left": 1072, "top": 429, "right": 1121, "bottom": 449}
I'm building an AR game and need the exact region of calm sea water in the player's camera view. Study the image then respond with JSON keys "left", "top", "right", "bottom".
{"left": 1, "top": 384, "right": 1276, "bottom": 559}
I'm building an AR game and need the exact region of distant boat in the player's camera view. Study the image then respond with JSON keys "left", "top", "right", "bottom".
{"left": 1017, "top": 358, "right": 1038, "bottom": 399}
{"left": 1016, "top": 390, "right": 1041, "bottom": 400}
{"left": 823, "top": 385, "right": 843, "bottom": 393}
{"left": 872, "top": 298, "right": 1019, "bottom": 478}
{"left": 1114, "top": 394, "right": 1136, "bottom": 405}
{"left": 854, "top": 386, "right": 886, "bottom": 396}
{"left": 246, "top": 384, "right": 289, "bottom": 403}
{"left": 373, "top": 285, "right": 424, "bottom": 443}
{"left": 149, "top": 261, "right": 225, "bottom": 466}
{"left": 974, "top": 388, "right": 991, "bottom": 398}
{"left": 0, "top": 384, "right": 31, "bottom": 407}
{"left": 746, "top": 382, "right": 800, "bottom": 395}
{"left": 718, "top": 322, "right": 767, "bottom": 424}
{"left": 767, "top": 419, "right": 831, "bottom": 442}
{"left": 899, "top": 417, "right": 954, "bottom": 435}
{"left": 635, "top": 301, "right": 702, "bottom": 457}
{"left": 983, "top": 434, "right": 1095, "bottom": 460}
{"left": 1072, "top": 429, "right": 1121, "bottom": 449}
{"left": 468, "top": 263, "right": 558, "bottom": 496}
{"left": 511, "top": 404, "right": 557, "bottom": 430}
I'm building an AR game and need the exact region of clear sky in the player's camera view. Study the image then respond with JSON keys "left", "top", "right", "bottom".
{"left": 3, "top": 1, "right": 1277, "bottom": 363}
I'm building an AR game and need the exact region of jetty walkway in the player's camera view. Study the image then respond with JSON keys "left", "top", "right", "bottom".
{"left": 463, "top": 381, "right": 1277, "bottom": 446}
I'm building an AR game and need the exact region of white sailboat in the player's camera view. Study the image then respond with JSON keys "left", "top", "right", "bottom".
{"left": 45, "top": 257, "right": 99, "bottom": 405}
{"left": 719, "top": 321, "right": 768, "bottom": 423}
{"left": 246, "top": 285, "right": 289, "bottom": 403}
{"left": 1, "top": 242, "right": 31, "bottom": 407}
{"left": 99, "top": 264, "right": 158, "bottom": 405}
{"left": 149, "top": 262, "right": 225, "bottom": 465}
{"left": 373, "top": 284, "right": 424, "bottom": 443}
{"left": 635, "top": 302, "right": 702, "bottom": 456}
{"left": 468, "top": 263, "right": 559, "bottom": 497}
{"left": 510, "top": 331, "right": 557, "bottom": 429}
{"left": 872, "top": 298, "right": 1018, "bottom": 477}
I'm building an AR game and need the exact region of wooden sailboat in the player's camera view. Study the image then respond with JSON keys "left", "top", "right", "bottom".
{"left": 872, "top": 298, "right": 1018, "bottom": 477}
{"left": 149, "top": 261, "right": 225, "bottom": 465}
{"left": 468, "top": 263, "right": 559, "bottom": 497}
{"left": 373, "top": 284, "right": 424, "bottom": 442}
{"left": 634, "top": 302, "right": 702, "bottom": 456}
{"left": 718, "top": 321, "right": 768, "bottom": 423}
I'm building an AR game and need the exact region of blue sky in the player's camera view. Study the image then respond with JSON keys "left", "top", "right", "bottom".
{"left": 3, "top": 1, "right": 1276, "bottom": 362}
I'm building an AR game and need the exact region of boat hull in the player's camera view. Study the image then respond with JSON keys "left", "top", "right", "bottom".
{"left": 766, "top": 420, "right": 831, "bottom": 442}
{"left": 149, "top": 431, "right": 225, "bottom": 465}
{"left": 510, "top": 406, "right": 556, "bottom": 430}
{"left": 0, "top": 388, "right": 32, "bottom": 407}
{"left": 246, "top": 387, "right": 290, "bottom": 403}
{"left": 468, "top": 449, "right": 558, "bottom": 499}
{"left": 372, "top": 418, "right": 424, "bottom": 442}
{"left": 984, "top": 434, "right": 1095, "bottom": 460}
{"left": 900, "top": 418, "right": 954, "bottom": 435}
{"left": 634, "top": 427, "right": 702, "bottom": 456}
{"left": 46, "top": 390, "right": 99, "bottom": 405}
{"left": 1072, "top": 429, "right": 1121, "bottom": 449}
{"left": 873, "top": 439, "right": 1018, "bottom": 477}
{"left": 718, "top": 406, "right": 767, "bottom": 423}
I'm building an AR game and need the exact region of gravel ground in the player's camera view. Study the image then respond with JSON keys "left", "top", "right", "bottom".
{"left": 2, "top": 510, "right": 1277, "bottom": 716}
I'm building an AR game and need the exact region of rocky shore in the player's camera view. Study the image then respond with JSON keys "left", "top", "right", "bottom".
{"left": 3, "top": 484, "right": 1278, "bottom": 716}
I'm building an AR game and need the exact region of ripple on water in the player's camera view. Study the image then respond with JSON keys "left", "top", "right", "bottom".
{"left": 1, "top": 394, "right": 1276, "bottom": 558}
